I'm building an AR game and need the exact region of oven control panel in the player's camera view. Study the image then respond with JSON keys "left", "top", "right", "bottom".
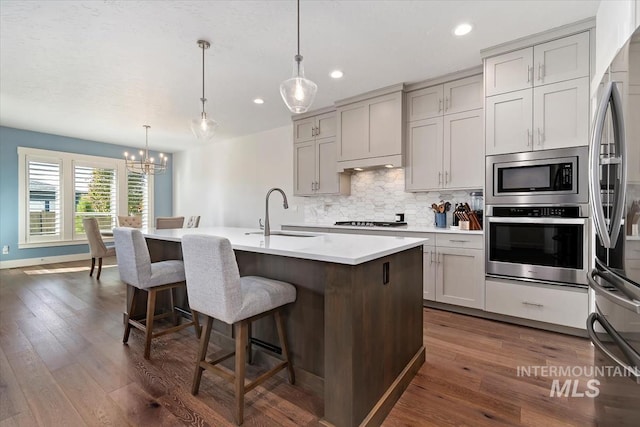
{"left": 492, "top": 206, "right": 581, "bottom": 218}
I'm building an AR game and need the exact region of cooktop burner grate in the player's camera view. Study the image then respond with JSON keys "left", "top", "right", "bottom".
{"left": 334, "top": 221, "right": 408, "bottom": 227}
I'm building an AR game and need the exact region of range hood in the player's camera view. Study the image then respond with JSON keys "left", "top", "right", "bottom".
{"left": 338, "top": 155, "right": 403, "bottom": 173}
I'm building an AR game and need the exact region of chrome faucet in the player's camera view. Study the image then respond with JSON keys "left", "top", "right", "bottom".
{"left": 264, "top": 188, "right": 289, "bottom": 236}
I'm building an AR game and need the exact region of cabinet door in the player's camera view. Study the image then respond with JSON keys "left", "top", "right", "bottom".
{"left": 533, "top": 77, "right": 589, "bottom": 150}
{"left": 485, "top": 89, "right": 533, "bottom": 155}
{"left": 533, "top": 32, "right": 590, "bottom": 86}
{"left": 423, "top": 250, "right": 436, "bottom": 301}
{"left": 405, "top": 117, "right": 443, "bottom": 191}
{"left": 316, "top": 112, "right": 337, "bottom": 139}
{"left": 435, "top": 248, "right": 484, "bottom": 309}
{"left": 407, "top": 85, "right": 443, "bottom": 121}
{"left": 369, "top": 92, "right": 403, "bottom": 157}
{"left": 443, "top": 74, "right": 483, "bottom": 115}
{"left": 443, "top": 109, "right": 484, "bottom": 189}
{"left": 293, "top": 117, "right": 316, "bottom": 144}
{"left": 485, "top": 47, "right": 533, "bottom": 96}
{"left": 337, "top": 102, "right": 369, "bottom": 161}
{"left": 316, "top": 137, "right": 339, "bottom": 194}
{"left": 293, "top": 141, "right": 316, "bottom": 196}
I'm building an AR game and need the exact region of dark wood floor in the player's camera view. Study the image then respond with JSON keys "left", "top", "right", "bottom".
{"left": 0, "top": 258, "right": 596, "bottom": 426}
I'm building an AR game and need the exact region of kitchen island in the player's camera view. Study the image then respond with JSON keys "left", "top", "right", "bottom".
{"left": 135, "top": 227, "right": 427, "bottom": 427}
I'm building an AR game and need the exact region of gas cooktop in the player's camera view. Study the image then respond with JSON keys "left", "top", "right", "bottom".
{"left": 334, "top": 221, "right": 408, "bottom": 227}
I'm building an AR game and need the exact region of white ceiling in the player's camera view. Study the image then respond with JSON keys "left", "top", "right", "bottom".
{"left": 0, "top": 0, "right": 600, "bottom": 153}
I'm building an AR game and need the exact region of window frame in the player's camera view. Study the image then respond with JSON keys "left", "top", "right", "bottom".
{"left": 18, "top": 147, "right": 155, "bottom": 248}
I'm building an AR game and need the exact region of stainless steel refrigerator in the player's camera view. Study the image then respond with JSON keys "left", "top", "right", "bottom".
{"left": 588, "top": 27, "right": 640, "bottom": 426}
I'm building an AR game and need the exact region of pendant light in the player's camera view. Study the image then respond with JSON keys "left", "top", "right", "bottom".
{"left": 190, "top": 40, "right": 218, "bottom": 139}
{"left": 124, "top": 125, "right": 167, "bottom": 175}
{"left": 280, "top": 0, "right": 317, "bottom": 114}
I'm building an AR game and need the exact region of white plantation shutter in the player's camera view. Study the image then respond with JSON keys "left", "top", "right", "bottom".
{"left": 127, "top": 172, "right": 150, "bottom": 228}
{"left": 74, "top": 163, "right": 117, "bottom": 237}
{"left": 27, "top": 158, "right": 62, "bottom": 242}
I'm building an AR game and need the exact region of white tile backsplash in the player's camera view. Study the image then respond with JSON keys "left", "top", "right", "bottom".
{"left": 303, "top": 168, "right": 481, "bottom": 227}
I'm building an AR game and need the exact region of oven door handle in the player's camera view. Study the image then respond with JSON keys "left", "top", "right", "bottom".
{"left": 588, "top": 269, "right": 640, "bottom": 314}
{"left": 486, "top": 217, "right": 587, "bottom": 225}
{"left": 587, "top": 312, "right": 640, "bottom": 382}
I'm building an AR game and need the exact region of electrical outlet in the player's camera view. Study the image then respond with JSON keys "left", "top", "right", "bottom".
{"left": 2, "top": 245, "right": 9, "bottom": 255}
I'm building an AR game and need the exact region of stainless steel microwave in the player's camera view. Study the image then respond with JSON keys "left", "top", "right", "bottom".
{"left": 485, "top": 147, "right": 589, "bottom": 205}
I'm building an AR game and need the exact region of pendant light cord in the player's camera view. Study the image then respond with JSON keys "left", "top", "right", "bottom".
{"left": 297, "top": 0, "right": 300, "bottom": 56}
{"left": 201, "top": 43, "right": 206, "bottom": 113}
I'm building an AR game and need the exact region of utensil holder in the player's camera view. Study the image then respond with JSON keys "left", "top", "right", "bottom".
{"left": 435, "top": 212, "right": 446, "bottom": 228}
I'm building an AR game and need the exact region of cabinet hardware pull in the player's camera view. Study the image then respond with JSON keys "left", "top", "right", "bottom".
{"left": 526, "top": 129, "right": 531, "bottom": 146}
{"left": 537, "top": 63, "right": 542, "bottom": 81}
{"left": 430, "top": 251, "right": 434, "bottom": 265}
{"left": 312, "top": 127, "right": 316, "bottom": 137}
{"left": 448, "top": 239, "right": 469, "bottom": 243}
{"left": 445, "top": 171, "right": 449, "bottom": 184}
{"left": 438, "top": 171, "right": 442, "bottom": 185}
{"left": 315, "top": 181, "right": 319, "bottom": 191}
{"left": 445, "top": 97, "right": 449, "bottom": 111}
{"left": 437, "top": 253, "right": 441, "bottom": 264}
{"left": 382, "top": 262, "right": 390, "bottom": 285}
{"left": 537, "top": 128, "right": 542, "bottom": 146}
{"left": 522, "top": 301, "right": 544, "bottom": 308}
{"left": 315, "top": 126, "right": 319, "bottom": 136}
{"left": 438, "top": 99, "right": 443, "bottom": 113}
{"left": 527, "top": 66, "right": 533, "bottom": 83}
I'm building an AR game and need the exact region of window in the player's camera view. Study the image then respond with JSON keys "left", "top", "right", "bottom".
{"left": 18, "top": 147, "right": 154, "bottom": 248}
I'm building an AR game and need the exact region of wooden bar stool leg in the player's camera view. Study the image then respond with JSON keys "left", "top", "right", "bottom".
{"left": 275, "top": 310, "right": 295, "bottom": 385}
{"left": 191, "top": 310, "right": 201, "bottom": 339}
{"left": 246, "top": 322, "right": 252, "bottom": 365}
{"left": 96, "top": 257, "right": 104, "bottom": 280}
{"left": 123, "top": 287, "right": 138, "bottom": 343}
{"left": 192, "top": 316, "right": 213, "bottom": 395}
{"left": 235, "top": 321, "right": 248, "bottom": 425}
{"left": 89, "top": 257, "right": 96, "bottom": 277}
{"left": 144, "top": 289, "right": 157, "bottom": 360}
{"left": 168, "top": 287, "right": 178, "bottom": 326}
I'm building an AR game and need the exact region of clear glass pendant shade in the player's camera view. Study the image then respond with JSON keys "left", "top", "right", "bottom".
{"left": 190, "top": 112, "right": 218, "bottom": 140}
{"left": 280, "top": 56, "right": 317, "bottom": 114}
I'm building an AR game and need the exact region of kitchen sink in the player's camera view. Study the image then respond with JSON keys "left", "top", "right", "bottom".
{"left": 244, "top": 231, "right": 317, "bottom": 238}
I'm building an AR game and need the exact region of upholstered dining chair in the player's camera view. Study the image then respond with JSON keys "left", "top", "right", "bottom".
{"left": 186, "top": 216, "right": 200, "bottom": 228}
{"left": 182, "top": 234, "right": 296, "bottom": 425}
{"left": 82, "top": 217, "right": 116, "bottom": 280}
{"left": 117, "top": 215, "right": 142, "bottom": 228}
{"left": 155, "top": 216, "right": 185, "bottom": 229}
{"left": 113, "top": 227, "right": 200, "bottom": 359}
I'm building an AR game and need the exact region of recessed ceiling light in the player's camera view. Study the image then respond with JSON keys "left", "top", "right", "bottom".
{"left": 454, "top": 23, "right": 473, "bottom": 36}
{"left": 253, "top": 98, "right": 265, "bottom": 104}
{"left": 384, "top": 164, "right": 394, "bottom": 168}
{"left": 330, "top": 70, "right": 344, "bottom": 79}
{"left": 353, "top": 167, "right": 363, "bottom": 171}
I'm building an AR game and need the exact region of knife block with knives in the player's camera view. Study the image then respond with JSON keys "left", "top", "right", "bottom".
{"left": 454, "top": 203, "right": 482, "bottom": 231}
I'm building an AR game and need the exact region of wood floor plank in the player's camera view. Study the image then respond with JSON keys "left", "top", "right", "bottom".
{"left": 52, "top": 363, "right": 131, "bottom": 427}
{"left": 108, "top": 383, "right": 184, "bottom": 427}
{"left": 0, "top": 346, "right": 29, "bottom": 422}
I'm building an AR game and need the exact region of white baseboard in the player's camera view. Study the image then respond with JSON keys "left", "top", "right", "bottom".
{"left": 0, "top": 253, "right": 90, "bottom": 269}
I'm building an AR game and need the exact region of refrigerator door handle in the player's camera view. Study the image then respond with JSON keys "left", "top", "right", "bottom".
{"left": 587, "top": 312, "right": 640, "bottom": 383}
{"left": 589, "top": 81, "right": 627, "bottom": 249}
{"left": 588, "top": 269, "right": 640, "bottom": 314}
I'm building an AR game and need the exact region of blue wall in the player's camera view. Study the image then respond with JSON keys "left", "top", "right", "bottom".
{"left": 0, "top": 126, "right": 173, "bottom": 262}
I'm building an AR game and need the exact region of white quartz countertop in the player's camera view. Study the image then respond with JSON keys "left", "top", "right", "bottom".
{"left": 281, "top": 222, "right": 484, "bottom": 235}
{"left": 141, "top": 227, "right": 428, "bottom": 265}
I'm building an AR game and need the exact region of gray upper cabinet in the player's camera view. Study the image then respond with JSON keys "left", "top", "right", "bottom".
{"left": 484, "top": 30, "right": 592, "bottom": 155}
{"left": 293, "top": 109, "right": 349, "bottom": 196}
{"left": 336, "top": 85, "right": 405, "bottom": 170}
{"left": 485, "top": 32, "right": 589, "bottom": 97}
{"left": 407, "top": 74, "right": 482, "bottom": 121}
{"left": 406, "top": 73, "right": 484, "bottom": 191}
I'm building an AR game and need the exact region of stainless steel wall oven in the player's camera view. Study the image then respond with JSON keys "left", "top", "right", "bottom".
{"left": 486, "top": 206, "right": 589, "bottom": 286}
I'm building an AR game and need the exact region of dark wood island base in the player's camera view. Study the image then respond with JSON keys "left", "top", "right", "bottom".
{"left": 131, "top": 238, "right": 424, "bottom": 427}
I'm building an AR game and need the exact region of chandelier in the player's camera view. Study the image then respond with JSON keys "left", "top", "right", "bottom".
{"left": 124, "top": 125, "right": 167, "bottom": 175}
{"left": 190, "top": 39, "right": 218, "bottom": 139}
{"left": 280, "top": 0, "right": 317, "bottom": 113}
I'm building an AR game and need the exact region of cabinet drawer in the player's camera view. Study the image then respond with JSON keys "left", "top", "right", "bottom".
{"left": 485, "top": 279, "right": 588, "bottom": 329}
{"left": 435, "top": 233, "right": 483, "bottom": 249}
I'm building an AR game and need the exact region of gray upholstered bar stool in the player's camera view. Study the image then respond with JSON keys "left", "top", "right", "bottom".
{"left": 155, "top": 216, "right": 185, "bottom": 229}
{"left": 186, "top": 215, "right": 200, "bottom": 228}
{"left": 82, "top": 217, "right": 116, "bottom": 280}
{"left": 113, "top": 227, "right": 200, "bottom": 359}
{"left": 182, "top": 235, "right": 296, "bottom": 425}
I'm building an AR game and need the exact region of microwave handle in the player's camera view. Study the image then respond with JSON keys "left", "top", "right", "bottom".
{"left": 589, "top": 81, "right": 627, "bottom": 249}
